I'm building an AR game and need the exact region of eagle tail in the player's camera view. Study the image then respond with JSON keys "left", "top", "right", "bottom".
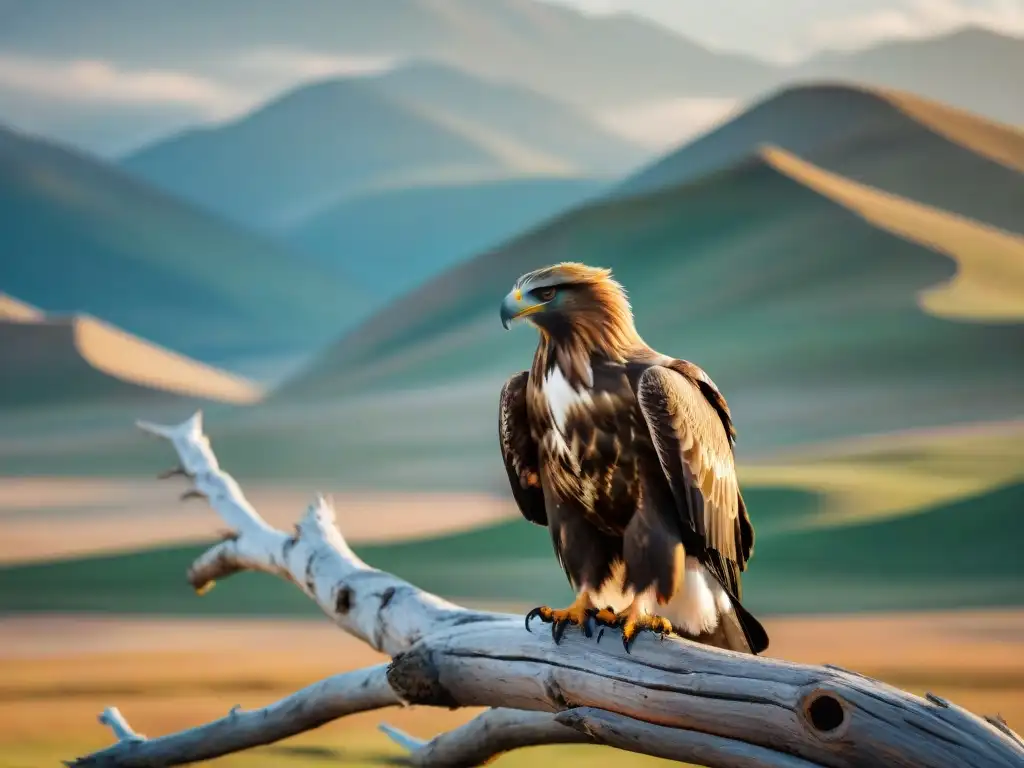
{"left": 728, "top": 597, "right": 770, "bottom": 655}
{"left": 666, "top": 592, "right": 768, "bottom": 655}
{"left": 656, "top": 559, "right": 770, "bottom": 655}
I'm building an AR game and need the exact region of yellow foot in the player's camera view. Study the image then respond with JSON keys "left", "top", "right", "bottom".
{"left": 613, "top": 611, "right": 674, "bottom": 654}
{"left": 525, "top": 600, "right": 596, "bottom": 644}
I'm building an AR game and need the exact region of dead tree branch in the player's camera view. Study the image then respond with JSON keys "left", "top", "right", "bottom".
{"left": 66, "top": 411, "right": 1024, "bottom": 768}
{"left": 379, "top": 709, "right": 590, "bottom": 765}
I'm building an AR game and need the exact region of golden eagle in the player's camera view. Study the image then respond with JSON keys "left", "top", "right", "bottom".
{"left": 498, "top": 263, "right": 769, "bottom": 654}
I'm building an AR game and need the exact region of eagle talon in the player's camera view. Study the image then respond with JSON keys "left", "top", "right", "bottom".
{"left": 552, "top": 619, "right": 568, "bottom": 645}
{"left": 523, "top": 602, "right": 594, "bottom": 643}
{"left": 618, "top": 612, "right": 675, "bottom": 654}
{"left": 581, "top": 612, "right": 596, "bottom": 639}
{"left": 525, "top": 606, "right": 547, "bottom": 632}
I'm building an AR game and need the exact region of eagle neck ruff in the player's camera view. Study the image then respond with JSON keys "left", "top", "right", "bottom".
{"left": 532, "top": 319, "right": 644, "bottom": 392}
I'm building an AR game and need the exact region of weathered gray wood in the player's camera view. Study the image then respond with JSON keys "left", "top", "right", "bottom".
{"left": 557, "top": 707, "right": 826, "bottom": 767}
{"left": 67, "top": 665, "right": 399, "bottom": 767}
{"left": 380, "top": 709, "right": 591, "bottom": 765}
{"left": 65, "top": 412, "right": 1024, "bottom": 768}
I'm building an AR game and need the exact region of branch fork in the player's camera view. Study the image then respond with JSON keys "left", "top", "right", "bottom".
{"left": 66, "top": 411, "right": 1024, "bottom": 767}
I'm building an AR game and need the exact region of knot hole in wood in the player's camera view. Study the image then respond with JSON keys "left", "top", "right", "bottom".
{"left": 800, "top": 686, "right": 851, "bottom": 741}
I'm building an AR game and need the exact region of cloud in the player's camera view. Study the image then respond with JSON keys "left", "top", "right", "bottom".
{"left": 229, "top": 47, "right": 397, "bottom": 81}
{"left": 0, "top": 55, "right": 242, "bottom": 116}
{"left": 0, "top": 48, "right": 403, "bottom": 155}
{"left": 597, "top": 97, "right": 741, "bottom": 150}
{"left": 806, "top": 0, "right": 1024, "bottom": 51}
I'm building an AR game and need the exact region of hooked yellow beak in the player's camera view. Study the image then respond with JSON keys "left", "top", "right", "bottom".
{"left": 500, "top": 288, "right": 544, "bottom": 329}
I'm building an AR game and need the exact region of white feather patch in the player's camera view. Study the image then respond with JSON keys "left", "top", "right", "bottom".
{"left": 587, "top": 560, "right": 632, "bottom": 613}
{"left": 586, "top": 558, "right": 731, "bottom": 637}
{"left": 662, "top": 558, "right": 732, "bottom": 635}
{"left": 544, "top": 364, "right": 592, "bottom": 433}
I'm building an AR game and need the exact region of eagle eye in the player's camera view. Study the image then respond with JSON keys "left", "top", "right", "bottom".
{"left": 535, "top": 286, "right": 557, "bottom": 301}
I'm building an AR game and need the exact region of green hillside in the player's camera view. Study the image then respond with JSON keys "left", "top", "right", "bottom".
{"left": 246, "top": 150, "right": 1022, "bottom": 483}
{"left": 286, "top": 176, "right": 606, "bottom": 300}
{"left": 122, "top": 63, "right": 644, "bottom": 231}
{"left": 616, "top": 83, "right": 1024, "bottom": 235}
{"left": 11, "top": 136, "right": 1021, "bottom": 483}
{"left": 0, "top": 125, "right": 369, "bottom": 371}
{"left": 2, "top": 482, "right": 1018, "bottom": 617}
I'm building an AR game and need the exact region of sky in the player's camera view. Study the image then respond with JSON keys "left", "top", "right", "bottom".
{"left": 543, "top": 0, "right": 1024, "bottom": 61}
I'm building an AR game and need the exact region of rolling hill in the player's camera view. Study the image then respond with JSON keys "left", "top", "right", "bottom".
{"left": 5, "top": 91, "right": 1021, "bottom": 491}
{"left": 0, "top": 301, "right": 261, "bottom": 409}
{"left": 121, "top": 62, "right": 646, "bottom": 230}
{"left": 229, "top": 111, "right": 1022, "bottom": 489}
{"left": 616, "top": 83, "right": 1024, "bottom": 235}
{"left": 285, "top": 176, "right": 606, "bottom": 300}
{"left": 0, "top": 124, "right": 369, "bottom": 372}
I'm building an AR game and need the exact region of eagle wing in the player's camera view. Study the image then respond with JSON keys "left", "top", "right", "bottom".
{"left": 498, "top": 371, "right": 547, "bottom": 526}
{"left": 633, "top": 362, "right": 754, "bottom": 599}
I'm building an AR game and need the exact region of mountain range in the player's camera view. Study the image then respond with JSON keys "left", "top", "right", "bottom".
{"left": 0, "top": 0, "right": 773, "bottom": 110}
{"left": 789, "top": 27, "right": 1024, "bottom": 129}
{"left": 1, "top": 1, "right": 1021, "bottom": 155}
{"left": 4, "top": 77, "right": 1020, "bottom": 476}
{"left": 121, "top": 62, "right": 642, "bottom": 231}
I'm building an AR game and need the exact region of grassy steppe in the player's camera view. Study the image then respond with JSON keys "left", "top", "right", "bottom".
{"left": 3, "top": 478, "right": 1020, "bottom": 617}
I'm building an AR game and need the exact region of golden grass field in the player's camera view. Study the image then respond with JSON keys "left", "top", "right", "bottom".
{"left": 740, "top": 419, "right": 1024, "bottom": 529}
{"left": 2, "top": 610, "right": 1021, "bottom": 767}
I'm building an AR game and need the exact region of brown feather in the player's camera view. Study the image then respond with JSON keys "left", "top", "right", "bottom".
{"left": 498, "top": 371, "right": 547, "bottom": 526}
{"left": 635, "top": 365, "right": 744, "bottom": 571}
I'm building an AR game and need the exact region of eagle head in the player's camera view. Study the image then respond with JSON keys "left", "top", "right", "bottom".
{"left": 501, "top": 261, "right": 633, "bottom": 329}
{"left": 500, "top": 263, "right": 641, "bottom": 362}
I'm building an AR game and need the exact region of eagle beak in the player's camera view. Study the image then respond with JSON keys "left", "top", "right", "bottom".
{"left": 500, "top": 288, "right": 543, "bottom": 330}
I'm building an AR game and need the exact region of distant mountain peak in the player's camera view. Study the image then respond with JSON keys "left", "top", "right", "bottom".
{"left": 120, "top": 58, "right": 649, "bottom": 230}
